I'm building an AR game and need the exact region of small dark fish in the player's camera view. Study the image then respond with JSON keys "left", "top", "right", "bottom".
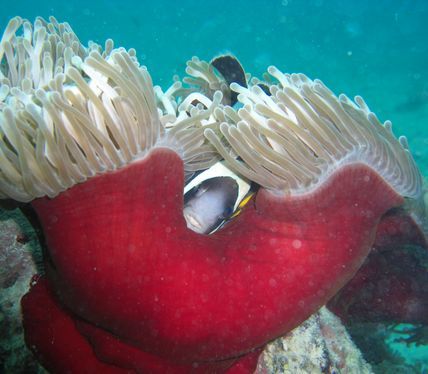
{"left": 211, "top": 55, "right": 247, "bottom": 106}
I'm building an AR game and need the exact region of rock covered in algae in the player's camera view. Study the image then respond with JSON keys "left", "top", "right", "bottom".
{"left": 256, "top": 307, "right": 373, "bottom": 374}
{"left": 0, "top": 208, "right": 45, "bottom": 373}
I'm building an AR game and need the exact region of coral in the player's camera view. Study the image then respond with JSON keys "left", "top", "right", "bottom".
{"left": 392, "top": 324, "right": 428, "bottom": 346}
{"left": 0, "top": 208, "right": 44, "bottom": 373}
{"left": 346, "top": 322, "right": 428, "bottom": 373}
{"left": 257, "top": 307, "right": 372, "bottom": 374}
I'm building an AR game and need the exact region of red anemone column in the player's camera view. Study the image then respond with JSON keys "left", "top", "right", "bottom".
{"left": 23, "top": 148, "right": 404, "bottom": 372}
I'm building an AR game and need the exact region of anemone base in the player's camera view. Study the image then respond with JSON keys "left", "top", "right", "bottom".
{"left": 24, "top": 149, "right": 411, "bottom": 372}
{"left": 21, "top": 276, "right": 261, "bottom": 373}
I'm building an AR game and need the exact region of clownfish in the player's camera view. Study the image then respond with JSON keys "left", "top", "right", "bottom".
{"left": 184, "top": 162, "right": 253, "bottom": 234}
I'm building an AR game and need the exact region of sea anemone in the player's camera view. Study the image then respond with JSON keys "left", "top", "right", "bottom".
{"left": 0, "top": 16, "right": 221, "bottom": 202}
{"left": 204, "top": 67, "right": 422, "bottom": 198}
{"left": 1, "top": 16, "right": 426, "bottom": 373}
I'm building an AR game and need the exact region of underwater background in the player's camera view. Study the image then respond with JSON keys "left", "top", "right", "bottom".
{"left": 0, "top": 0, "right": 427, "bottom": 372}
{"left": 1, "top": 0, "right": 426, "bottom": 174}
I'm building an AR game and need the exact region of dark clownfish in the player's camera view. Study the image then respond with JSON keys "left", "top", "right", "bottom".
{"left": 183, "top": 55, "right": 257, "bottom": 234}
{"left": 183, "top": 162, "right": 253, "bottom": 234}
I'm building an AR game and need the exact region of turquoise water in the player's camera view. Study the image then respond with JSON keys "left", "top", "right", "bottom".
{"left": 1, "top": 0, "right": 427, "bottom": 372}
{"left": 2, "top": 0, "right": 427, "bottom": 173}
